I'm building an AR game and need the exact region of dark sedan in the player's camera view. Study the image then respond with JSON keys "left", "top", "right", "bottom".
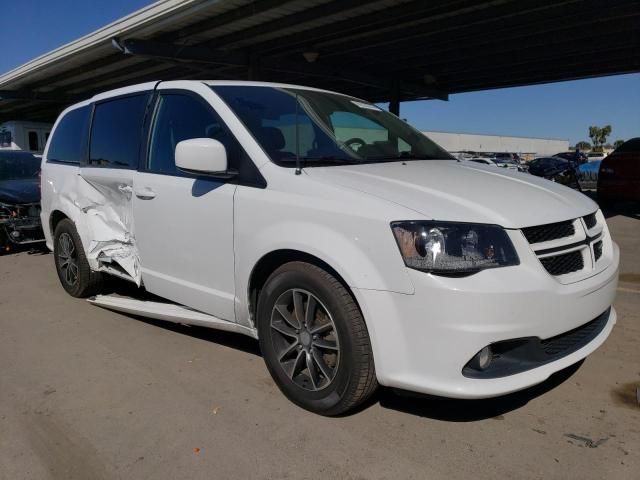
{"left": 0, "top": 150, "right": 45, "bottom": 251}
{"left": 598, "top": 137, "right": 640, "bottom": 207}
{"left": 528, "top": 156, "right": 581, "bottom": 191}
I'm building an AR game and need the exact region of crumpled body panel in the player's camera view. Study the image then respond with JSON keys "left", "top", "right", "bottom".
{"left": 45, "top": 168, "right": 141, "bottom": 285}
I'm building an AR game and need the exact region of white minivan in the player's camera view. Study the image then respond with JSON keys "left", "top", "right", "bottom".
{"left": 41, "top": 81, "right": 619, "bottom": 415}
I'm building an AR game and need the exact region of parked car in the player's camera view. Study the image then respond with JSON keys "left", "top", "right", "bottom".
{"left": 598, "top": 137, "right": 640, "bottom": 207}
{"left": 577, "top": 160, "right": 601, "bottom": 191}
{"left": 491, "top": 153, "right": 527, "bottom": 172}
{"left": 587, "top": 152, "right": 606, "bottom": 162}
{"left": 528, "top": 156, "right": 581, "bottom": 190}
{"left": 41, "top": 81, "right": 618, "bottom": 415}
{"left": 0, "top": 150, "right": 45, "bottom": 251}
{"left": 554, "top": 151, "right": 588, "bottom": 165}
{"left": 467, "top": 157, "right": 499, "bottom": 167}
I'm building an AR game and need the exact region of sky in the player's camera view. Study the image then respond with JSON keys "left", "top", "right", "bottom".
{"left": 1, "top": 0, "right": 638, "bottom": 146}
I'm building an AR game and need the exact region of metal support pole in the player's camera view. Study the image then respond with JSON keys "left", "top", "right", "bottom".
{"left": 389, "top": 81, "right": 400, "bottom": 116}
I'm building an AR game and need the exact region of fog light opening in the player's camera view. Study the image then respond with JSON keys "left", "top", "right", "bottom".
{"left": 477, "top": 346, "right": 492, "bottom": 369}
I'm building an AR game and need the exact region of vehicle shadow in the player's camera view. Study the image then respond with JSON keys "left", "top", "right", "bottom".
{"left": 98, "top": 277, "right": 262, "bottom": 357}
{"left": 131, "top": 315, "right": 262, "bottom": 357}
{"left": 374, "top": 360, "right": 583, "bottom": 421}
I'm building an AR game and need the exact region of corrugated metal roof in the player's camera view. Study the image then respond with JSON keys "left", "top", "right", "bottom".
{"left": 1, "top": 0, "right": 638, "bottom": 123}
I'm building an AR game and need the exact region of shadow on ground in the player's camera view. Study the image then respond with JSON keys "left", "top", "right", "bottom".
{"left": 376, "top": 361, "right": 583, "bottom": 421}
{"left": 92, "top": 279, "right": 585, "bottom": 421}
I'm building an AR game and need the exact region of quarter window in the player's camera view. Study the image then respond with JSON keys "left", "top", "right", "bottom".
{"left": 89, "top": 94, "right": 150, "bottom": 168}
{"left": 47, "top": 106, "right": 91, "bottom": 163}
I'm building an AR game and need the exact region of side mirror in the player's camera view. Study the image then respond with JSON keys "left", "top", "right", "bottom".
{"left": 175, "top": 138, "right": 236, "bottom": 178}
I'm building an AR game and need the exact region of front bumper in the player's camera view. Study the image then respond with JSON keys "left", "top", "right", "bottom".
{"left": 352, "top": 240, "right": 619, "bottom": 399}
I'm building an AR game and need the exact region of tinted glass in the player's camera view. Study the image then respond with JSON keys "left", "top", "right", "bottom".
{"left": 148, "top": 93, "right": 243, "bottom": 175}
{"left": 213, "top": 85, "right": 452, "bottom": 166}
{"left": 0, "top": 151, "right": 40, "bottom": 180}
{"left": 47, "top": 106, "right": 90, "bottom": 163}
{"left": 89, "top": 94, "right": 150, "bottom": 168}
{"left": 28, "top": 131, "right": 39, "bottom": 151}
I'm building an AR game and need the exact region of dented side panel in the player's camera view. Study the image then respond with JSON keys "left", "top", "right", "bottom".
{"left": 41, "top": 163, "right": 142, "bottom": 285}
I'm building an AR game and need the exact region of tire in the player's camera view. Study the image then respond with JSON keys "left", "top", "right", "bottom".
{"left": 53, "top": 218, "right": 104, "bottom": 298}
{"left": 257, "top": 261, "right": 377, "bottom": 415}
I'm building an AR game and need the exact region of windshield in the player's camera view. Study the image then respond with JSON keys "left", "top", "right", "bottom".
{"left": 0, "top": 152, "right": 41, "bottom": 180}
{"left": 212, "top": 85, "right": 453, "bottom": 166}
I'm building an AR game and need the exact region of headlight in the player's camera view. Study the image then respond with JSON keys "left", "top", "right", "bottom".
{"left": 391, "top": 221, "right": 519, "bottom": 275}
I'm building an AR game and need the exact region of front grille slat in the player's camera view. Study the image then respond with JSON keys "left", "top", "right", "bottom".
{"left": 522, "top": 220, "right": 575, "bottom": 244}
{"left": 541, "top": 309, "right": 609, "bottom": 356}
{"left": 594, "top": 240, "right": 603, "bottom": 261}
{"left": 583, "top": 212, "right": 598, "bottom": 230}
{"left": 540, "top": 250, "right": 584, "bottom": 276}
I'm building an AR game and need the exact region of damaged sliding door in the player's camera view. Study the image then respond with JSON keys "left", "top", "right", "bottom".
{"left": 79, "top": 91, "right": 152, "bottom": 283}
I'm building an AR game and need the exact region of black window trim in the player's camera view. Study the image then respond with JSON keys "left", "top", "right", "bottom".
{"left": 141, "top": 88, "right": 266, "bottom": 189}
{"left": 83, "top": 90, "right": 154, "bottom": 170}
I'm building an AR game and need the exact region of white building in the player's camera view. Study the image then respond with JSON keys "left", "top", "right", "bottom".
{"left": 0, "top": 121, "right": 52, "bottom": 154}
{"left": 422, "top": 131, "right": 569, "bottom": 158}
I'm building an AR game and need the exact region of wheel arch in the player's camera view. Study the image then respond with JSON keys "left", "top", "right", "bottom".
{"left": 49, "top": 209, "right": 69, "bottom": 236}
{"left": 247, "top": 249, "right": 359, "bottom": 330}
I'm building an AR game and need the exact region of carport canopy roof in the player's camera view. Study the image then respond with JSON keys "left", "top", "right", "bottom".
{"left": 0, "top": 0, "right": 639, "bottom": 123}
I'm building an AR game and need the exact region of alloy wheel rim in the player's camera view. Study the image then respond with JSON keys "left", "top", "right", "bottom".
{"left": 270, "top": 288, "right": 340, "bottom": 391}
{"left": 57, "top": 233, "right": 79, "bottom": 286}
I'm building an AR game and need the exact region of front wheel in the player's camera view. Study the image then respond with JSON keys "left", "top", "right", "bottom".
{"left": 257, "top": 262, "right": 377, "bottom": 415}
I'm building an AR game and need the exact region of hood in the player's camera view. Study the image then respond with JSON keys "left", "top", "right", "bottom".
{"left": 305, "top": 160, "right": 597, "bottom": 228}
{"left": 0, "top": 178, "right": 41, "bottom": 204}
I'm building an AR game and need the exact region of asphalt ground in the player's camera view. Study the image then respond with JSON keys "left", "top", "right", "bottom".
{"left": 1, "top": 208, "right": 638, "bottom": 480}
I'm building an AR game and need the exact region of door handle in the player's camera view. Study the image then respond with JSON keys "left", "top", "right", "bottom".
{"left": 134, "top": 187, "right": 156, "bottom": 200}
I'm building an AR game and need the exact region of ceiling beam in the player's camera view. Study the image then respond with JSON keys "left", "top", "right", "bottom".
{"left": 201, "top": 0, "right": 400, "bottom": 48}
{"left": 115, "top": 38, "right": 449, "bottom": 101}
{"left": 0, "top": 90, "right": 72, "bottom": 103}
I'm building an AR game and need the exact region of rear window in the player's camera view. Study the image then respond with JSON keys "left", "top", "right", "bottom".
{"left": 89, "top": 93, "right": 150, "bottom": 168}
{"left": 47, "top": 106, "right": 91, "bottom": 163}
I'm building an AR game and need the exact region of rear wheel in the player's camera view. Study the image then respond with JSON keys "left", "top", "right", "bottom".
{"left": 53, "top": 219, "right": 103, "bottom": 297}
{"left": 257, "top": 261, "right": 377, "bottom": 415}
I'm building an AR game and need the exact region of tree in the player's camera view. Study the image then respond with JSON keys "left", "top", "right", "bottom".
{"left": 614, "top": 139, "right": 625, "bottom": 149}
{"left": 588, "top": 125, "right": 613, "bottom": 151}
{"left": 576, "top": 141, "right": 591, "bottom": 150}
{"left": 588, "top": 126, "right": 601, "bottom": 147}
{"left": 598, "top": 125, "right": 612, "bottom": 147}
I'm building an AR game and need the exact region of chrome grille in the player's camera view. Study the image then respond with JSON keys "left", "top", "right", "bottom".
{"left": 539, "top": 251, "right": 584, "bottom": 276}
{"left": 522, "top": 220, "right": 575, "bottom": 244}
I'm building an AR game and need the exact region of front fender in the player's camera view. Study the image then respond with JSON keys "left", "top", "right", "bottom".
{"left": 233, "top": 179, "right": 416, "bottom": 327}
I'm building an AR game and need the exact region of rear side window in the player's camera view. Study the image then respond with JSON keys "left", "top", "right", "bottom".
{"left": 47, "top": 106, "right": 90, "bottom": 163}
{"left": 89, "top": 94, "right": 150, "bottom": 168}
